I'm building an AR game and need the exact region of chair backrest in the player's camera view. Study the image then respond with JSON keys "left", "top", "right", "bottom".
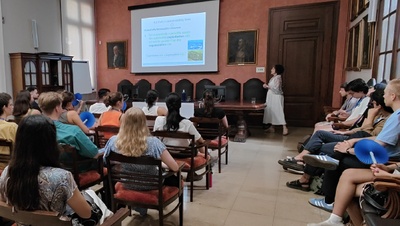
{"left": 0, "top": 139, "right": 13, "bottom": 167}
{"left": 0, "top": 200, "right": 70, "bottom": 226}
{"left": 105, "top": 152, "right": 165, "bottom": 204}
{"left": 151, "top": 131, "right": 197, "bottom": 158}
{"left": 145, "top": 115, "right": 158, "bottom": 131}
{"left": 95, "top": 126, "right": 120, "bottom": 148}
{"left": 0, "top": 200, "right": 130, "bottom": 226}
{"left": 189, "top": 117, "right": 226, "bottom": 139}
{"left": 59, "top": 144, "right": 102, "bottom": 189}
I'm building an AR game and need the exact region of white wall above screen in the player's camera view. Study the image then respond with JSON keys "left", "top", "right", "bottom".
{"left": 130, "top": 0, "right": 220, "bottom": 73}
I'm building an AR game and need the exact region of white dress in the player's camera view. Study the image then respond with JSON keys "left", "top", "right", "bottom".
{"left": 263, "top": 74, "right": 287, "bottom": 125}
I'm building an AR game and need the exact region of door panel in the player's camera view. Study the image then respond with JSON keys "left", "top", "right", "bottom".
{"left": 268, "top": 2, "right": 338, "bottom": 127}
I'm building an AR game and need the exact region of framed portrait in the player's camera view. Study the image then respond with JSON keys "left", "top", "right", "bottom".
{"left": 360, "top": 16, "right": 375, "bottom": 69}
{"left": 227, "top": 30, "right": 257, "bottom": 65}
{"left": 107, "top": 40, "right": 127, "bottom": 69}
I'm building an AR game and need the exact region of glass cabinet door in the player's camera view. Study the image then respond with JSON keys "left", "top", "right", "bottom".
{"left": 63, "top": 62, "right": 72, "bottom": 92}
{"left": 41, "top": 61, "right": 50, "bottom": 86}
{"left": 23, "top": 60, "right": 37, "bottom": 90}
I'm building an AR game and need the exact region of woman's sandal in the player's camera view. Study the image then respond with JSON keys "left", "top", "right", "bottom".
{"left": 278, "top": 157, "right": 305, "bottom": 171}
{"left": 286, "top": 179, "right": 311, "bottom": 191}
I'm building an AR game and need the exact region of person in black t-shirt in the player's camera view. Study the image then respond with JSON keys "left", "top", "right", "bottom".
{"left": 194, "top": 90, "right": 229, "bottom": 130}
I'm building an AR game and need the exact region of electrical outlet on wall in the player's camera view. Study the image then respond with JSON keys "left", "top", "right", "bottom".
{"left": 256, "top": 67, "right": 265, "bottom": 73}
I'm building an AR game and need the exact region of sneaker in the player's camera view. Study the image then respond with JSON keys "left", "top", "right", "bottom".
{"left": 209, "top": 155, "right": 218, "bottom": 167}
{"left": 133, "top": 207, "right": 148, "bottom": 216}
{"left": 307, "top": 221, "right": 344, "bottom": 226}
{"left": 303, "top": 154, "right": 339, "bottom": 170}
{"left": 308, "top": 197, "right": 333, "bottom": 213}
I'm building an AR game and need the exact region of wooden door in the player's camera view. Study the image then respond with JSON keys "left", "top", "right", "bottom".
{"left": 268, "top": 2, "right": 338, "bottom": 127}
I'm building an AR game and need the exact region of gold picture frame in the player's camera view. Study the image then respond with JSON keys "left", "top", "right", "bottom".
{"left": 107, "top": 40, "right": 127, "bottom": 69}
{"left": 227, "top": 30, "right": 257, "bottom": 65}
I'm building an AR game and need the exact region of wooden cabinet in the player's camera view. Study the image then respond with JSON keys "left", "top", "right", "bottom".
{"left": 10, "top": 52, "right": 73, "bottom": 98}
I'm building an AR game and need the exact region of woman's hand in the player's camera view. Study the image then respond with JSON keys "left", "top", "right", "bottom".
{"left": 370, "top": 163, "right": 390, "bottom": 173}
{"left": 263, "top": 84, "right": 269, "bottom": 89}
{"left": 367, "top": 105, "right": 381, "bottom": 118}
{"left": 334, "top": 141, "right": 352, "bottom": 153}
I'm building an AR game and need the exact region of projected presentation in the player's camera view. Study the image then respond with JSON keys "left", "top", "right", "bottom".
{"left": 141, "top": 12, "right": 206, "bottom": 67}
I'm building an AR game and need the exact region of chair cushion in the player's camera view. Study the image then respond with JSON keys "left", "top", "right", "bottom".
{"left": 208, "top": 137, "right": 228, "bottom": 148}
{"left": 79, "top": 170, "right": 101, "bottom": 188}
{"left": 114, "top": 182, "right": 179, "bottom": 205}
{"left": 175, "top": 154, "right": 208, "bottom": 170}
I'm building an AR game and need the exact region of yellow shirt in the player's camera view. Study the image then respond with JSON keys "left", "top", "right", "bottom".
{"left": 0, "top": 120, "right": 18, "bottom": 155}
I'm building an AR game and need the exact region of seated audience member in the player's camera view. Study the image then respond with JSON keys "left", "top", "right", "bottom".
{"left": 325, "top": 82, "right": 358, "bottom": 121}
{"left": 0, "top": 115, "right": 111, "bottom": 224}
{"left": 141, "top": 89, "right": 167, "bottom": 116}
{"left": 153, "top": 92, "right": 211, "bottom": 181}
{"left": 98, "top": 92, "right": 124, "bottom": 138}
{"left": 307, "top": 163, "right": 400, "bottom": 226}
{"left": 315, "top": 79, "right": 370, "bottom": 132}
{"left": 194, "top": 89, "right": 229, "bottom": 129}
{"left": 280, "top": 86, "right": 391, "bottom": 174}
{"left": 0, "top": 93, "right": 17, "bottom": 164}
{"left": 89, "top": 88, "right": 110, "bottom": 114}
{"left": 12, "top": 90, "right": 41, "bottom": 124}
{"left": 304, "top": 78, "right": 400, "bottom": 212}
{"left": 38, "top": 92, "right": 99, "bottom": 167}
{"left": 59, "top": 91, "right": 91, "bottom": 133}
{"left": 26, "top": 86, "right": 41, "bottom": 112}
{"left": 101, "top": 107, "right": 179, "bottom": 216}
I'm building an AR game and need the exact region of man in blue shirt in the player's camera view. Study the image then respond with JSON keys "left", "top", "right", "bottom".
{"left": 38, "top": 92, "right": 100, "bottom": 162}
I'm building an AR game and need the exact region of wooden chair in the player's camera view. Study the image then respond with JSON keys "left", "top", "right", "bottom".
{"left": 0, "top": 139, "right": 13, "bottom": 174}
{"left": 361, "top": 176, "right": 400, "bottom": 226}
{"left": 190, "top": 117, "right": 229, "bottom": 173}
{"left": 0, "top": 200, "right": 129, "bottom": 226}
{"left": 94, "top": 126, "right": 120, "bottom": 148}
{"left": 145, "top": 115, "right": 158, "bottom": 131}
{"left": 151, "top": 131, "right": 211, "bottom": 202}
{"left": 105, "top": 152, "right": 184, "bottom": 226}
{"left": 59, "top": 145, "right": 105, "bottom": 191}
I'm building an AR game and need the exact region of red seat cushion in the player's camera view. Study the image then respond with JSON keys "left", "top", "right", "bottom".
{"left": 114, "top": 182, "right": 179, "bottom": 205}
{"left": 79, "top": 170, "right": 101, "bottom": 187}
{"left": 208, "top": 136, "right": 228, "bottom": 148}
{"left": 175, "top": 154, "right": 208, "bottom": 170}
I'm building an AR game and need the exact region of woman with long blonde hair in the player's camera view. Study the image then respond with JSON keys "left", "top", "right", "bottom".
{"left": 101, "top": 107, "right": 179, "bottom": 216}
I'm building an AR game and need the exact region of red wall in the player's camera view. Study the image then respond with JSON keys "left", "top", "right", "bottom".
{"left": 95, "top": 0, "right": 348, "bottom": 107}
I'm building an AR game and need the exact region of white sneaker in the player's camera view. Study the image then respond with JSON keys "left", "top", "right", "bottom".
{"left": 307, "top": 220, "right": 344, "bottom": 226}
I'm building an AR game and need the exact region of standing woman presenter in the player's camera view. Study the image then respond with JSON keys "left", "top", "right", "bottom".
{"left": 263, "top": 64, "right": 289, "bottom": 135}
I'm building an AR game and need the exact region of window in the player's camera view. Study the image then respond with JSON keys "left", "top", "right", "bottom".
{"left": 374, "top": 0, "right": 399, "bottom": 81}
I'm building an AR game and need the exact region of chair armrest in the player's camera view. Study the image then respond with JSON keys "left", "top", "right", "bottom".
{"left": 100, "top": 207, "right": 130, "bottom": 226}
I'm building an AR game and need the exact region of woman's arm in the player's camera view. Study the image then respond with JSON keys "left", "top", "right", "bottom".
{"left": 196, "top": 137, "right": 206, "bottom": 154}
{"left": 67, "top": 188, "right": 92, "bottom": 219}
{"left": 67, "top": 111, "right": 90, "bottom": 133}
{"left": 160, "top": 149, "right": 179, "bottom": 171}
{"left": 221, "top": 116, "right": 229, "bottom": 129}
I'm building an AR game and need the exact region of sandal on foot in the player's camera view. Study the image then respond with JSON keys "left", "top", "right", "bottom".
{"left": 286, "top": 179, "right": 310, "bottom": 191}
{"left": 278, "top": 157, "right": 305, "bottom": 171}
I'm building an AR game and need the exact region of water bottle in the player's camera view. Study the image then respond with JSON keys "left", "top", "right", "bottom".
{"left": 181, "top": 89, "right": 187, "bottom": 102}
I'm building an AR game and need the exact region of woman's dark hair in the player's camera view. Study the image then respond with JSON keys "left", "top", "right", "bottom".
{"left": 106, "top": 92, "right": 123, "bottom": 107}
{"left": 371, "top": 84, "right": 393, "bottom": 113}
{"left": 0, "top": 93, "right": 12, "bottom": 115}
{"left": 202, "top": 90, "right": 215, "bottom": 117}
{"left": 61, "top": 91, "right": 74, "bottom": 109}
{"left": 346, "top": 78, "right": 369, "bottom": 94}
{"left": 164, "top": 92, "right": 185, "bottom": 131}
{"left": 13, "top": 90, "right": 32, "bottom": 124}
{"left": 6, "top": 115, "right": 60, "bottom": 210}
{"left": 340, "top": 82, "right": 348, "bottom": 90}
{"left": 274, "top": 64, "right": 285, "bottom": 74}
{"left": 146, "top": 89, "right": 159, "bottom": 110}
